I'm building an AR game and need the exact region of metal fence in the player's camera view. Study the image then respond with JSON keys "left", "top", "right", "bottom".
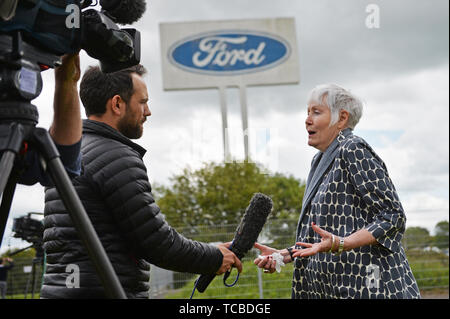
{"left": 148, "top": 220, "right": 449, "bottom": 299}
{"left": 2, "top": 256, "right": 44, "bottom": 299}
{"left": 2, "top": 219, "right": 448, "bottom": 299}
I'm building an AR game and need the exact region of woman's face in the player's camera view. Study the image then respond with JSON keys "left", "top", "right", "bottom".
{"left": 305, "top": 102, "right": 340, "bottom": 152}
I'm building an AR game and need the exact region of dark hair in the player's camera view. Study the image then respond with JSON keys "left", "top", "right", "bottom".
{"left": 80, "top": 64, "right": 147, "bottom": 117}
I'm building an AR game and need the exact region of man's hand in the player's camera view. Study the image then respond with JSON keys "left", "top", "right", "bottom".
{"left": 50, "top": 53, "right": 82, "bottom": 145}
{"left": 215, "top": 243, "right": 243, "bottom": 275}
{"left": 55, "top": 53, "right": 81, "bottom": 84}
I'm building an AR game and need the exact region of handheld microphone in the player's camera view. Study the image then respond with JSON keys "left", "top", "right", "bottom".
{"left": 100, "top": 0, "right": 147, "bottom": 25}
{"left": 195, "top": 193, "right": 273, "bottom": 293}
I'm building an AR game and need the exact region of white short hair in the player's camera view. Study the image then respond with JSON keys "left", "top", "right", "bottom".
{"left": 307, "top": 84, "right": 363, "bottom": 129}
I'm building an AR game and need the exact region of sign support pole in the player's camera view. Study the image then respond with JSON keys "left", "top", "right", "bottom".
{"left": 239, "top": 85, "right": 250, "bottom": 161}
{"left": 219, "top": 86, "right": 231, "bottom": 162}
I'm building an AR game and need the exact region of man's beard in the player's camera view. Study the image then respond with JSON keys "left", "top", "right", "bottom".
{"left": 117, "top": 112, "right": 143, "bottom": 139}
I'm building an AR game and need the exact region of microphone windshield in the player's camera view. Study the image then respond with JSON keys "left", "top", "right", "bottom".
{"left": 194, "top": 193, "right": 272, "bottom": 293}
{"left": 232, "top": 193, "right": 273, "bottom": 259}
{"left": 100, "top": 0, "right": 146, "bottom": 25}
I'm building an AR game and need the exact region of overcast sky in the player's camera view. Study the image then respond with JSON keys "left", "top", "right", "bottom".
{"left": 1, "top": 0, "right": 448, "bottom": 252}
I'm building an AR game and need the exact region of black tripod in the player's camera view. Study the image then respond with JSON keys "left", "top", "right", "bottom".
{"left": 0, "top": 32, "right": 126, "bottom": 298}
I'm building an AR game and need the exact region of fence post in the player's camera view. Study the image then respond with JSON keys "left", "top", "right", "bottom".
{"left": 257, "top": 267, "right": 264, "bottom": 298}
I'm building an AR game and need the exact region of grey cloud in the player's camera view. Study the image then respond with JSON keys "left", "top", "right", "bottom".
{"left": 7, "top": 1, "right": 446, "bottom": 239}
{"left": 137, "top": 0, "right": 448, "bottom": 119}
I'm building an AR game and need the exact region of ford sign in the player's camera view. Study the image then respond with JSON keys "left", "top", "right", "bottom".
{"left": 168, "top": 31, "right": 291, "bottom": 75}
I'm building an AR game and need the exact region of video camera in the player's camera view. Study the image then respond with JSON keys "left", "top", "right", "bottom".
{"left": 0, "top": 0, "right": 145, "bottom": 73}
{"left": 0, "top": 2, "right": 142, "bottom": 298}
{"left": 12, "top": 213, "right": 44, "bottom": 247}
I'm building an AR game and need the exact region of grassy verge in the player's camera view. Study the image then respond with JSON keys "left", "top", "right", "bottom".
{"left": 166, "top": 259, "right": 294, "bottom": 299}
{"left": 406, "top": 250, "right": 449, "bottom": 296}
{"left": 165, "top": 251, "right": 448, "bottom": 299}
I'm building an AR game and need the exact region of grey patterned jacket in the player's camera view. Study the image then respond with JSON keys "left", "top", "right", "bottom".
{"left": 293, "top": 131, "right": 420, "bottom": 299}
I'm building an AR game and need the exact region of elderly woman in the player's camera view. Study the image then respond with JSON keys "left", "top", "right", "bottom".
{"left": 254, "top": 84, "right": 420, "bottom": 299}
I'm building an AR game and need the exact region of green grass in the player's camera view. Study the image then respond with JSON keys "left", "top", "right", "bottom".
{"left": 166, "top": 259, "right": 294, "bottom": 299}
{"left": 406, "top": 250, "right": 449, "bottom": 292}
{"left": 5, "top": 293, "right": 40, "bottom": 299}
{"left": 5, "top": 251, "right": 447, "bottom": 299}
{"left": 165, "top": 251, "right": 449, "bottom": 299}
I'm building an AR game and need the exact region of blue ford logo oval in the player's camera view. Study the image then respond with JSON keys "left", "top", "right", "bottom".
{"left": 168, "top": 31, "right": 291, "bottom": 75}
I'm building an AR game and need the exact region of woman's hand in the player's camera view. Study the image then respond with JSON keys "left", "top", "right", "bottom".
{"left": 253, "top": 243, "right": 279, "bottom": 274}
{"left": 292, "top": 222, "right": 336, "bottom": 258}
{"left": 293, "top": 224, "right": 378, "bottom": 258}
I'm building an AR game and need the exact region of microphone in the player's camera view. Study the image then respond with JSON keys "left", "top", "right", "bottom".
{"left": 195, "top": 193, "right": 273, "bottom": 293}
{"left": 100, "top": 0, "right": 147, "bottom": 25}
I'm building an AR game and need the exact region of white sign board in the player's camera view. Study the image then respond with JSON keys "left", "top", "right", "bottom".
{"left": 23, "top": 265, "right": 32, "bottom": 273}
{"left": 160, "top": 18, "right": 300, "bottom": 90}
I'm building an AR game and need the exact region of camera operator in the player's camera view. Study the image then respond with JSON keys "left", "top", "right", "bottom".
{"left": 16, "top": 53, "right": 82, "bottom": 186}
{"left": 0, "top": 257, "right": 14, "bottom": 299}
{"left": 41, "top": 64, "right": 242, "bottom": 299}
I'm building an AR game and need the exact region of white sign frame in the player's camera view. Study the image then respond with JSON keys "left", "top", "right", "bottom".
{"left": 159, "top": 18, "right": 300, "bottom": 160}
{"left": 160, "top": 17, "right": 300, "bottom": 90}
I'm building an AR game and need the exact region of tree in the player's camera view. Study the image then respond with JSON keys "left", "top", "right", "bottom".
{"left": 403, "top": 227, "right": 432, "bottom": 250}
{"left": 433, "top": 220, "right": 449, "bottom": 249}
{"left": 154, "top": 161, "right": 305, "bottom": 244}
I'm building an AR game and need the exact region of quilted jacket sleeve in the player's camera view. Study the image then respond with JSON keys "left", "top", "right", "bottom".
{"left": 343, "top": 139, "right": 406, "bottom": 253}
{"left": 91, "top": 144, "right": 223, "bottom": 275}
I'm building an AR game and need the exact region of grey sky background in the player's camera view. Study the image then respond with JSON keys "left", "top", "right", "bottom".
{"left": 1, "top": 0, "right": 448, "bottom": 252}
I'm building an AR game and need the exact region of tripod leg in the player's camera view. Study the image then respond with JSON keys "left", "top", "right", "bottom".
{"left": 33, "top": 128, "right": 127, "bottom": 299}
{"left": 0, "top": 122, "right": 27, "bottom": 195}
{"left": 1, "top": 123, "right": 27, "bottom": 246}
{"left": 0, "top": 172, "right": 17, "bottom": 247}
{"left": 0, "top": 151, "right": 16, "bottom": 195}
{"left": 46, "top": 158, "right": 127, "bottom": 299}
{"left": 0, "top": 153, "right": 21, "bottom": 247}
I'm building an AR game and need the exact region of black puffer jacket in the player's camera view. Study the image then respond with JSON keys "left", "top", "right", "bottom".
{"left": 41, "top": 120, "right": 222, "bottom": 299}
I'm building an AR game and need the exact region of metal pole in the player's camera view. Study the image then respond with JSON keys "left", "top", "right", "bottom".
{"left": 0, "top": 151, "right": 16, "bottom": 195}
{"left": 239, "top": 85, "right": 249, "bottom": 161}
{"left": 46, "top": 157, "right": 127, "bottom": 299}
{"left": 257, "top": 267, "right": 264, "bottom": 298}
{"left": 32, "top": 127, "right": 127, "bottom": 299}
{"left": 218, "top": 86, "right": 231, "bottom": 162}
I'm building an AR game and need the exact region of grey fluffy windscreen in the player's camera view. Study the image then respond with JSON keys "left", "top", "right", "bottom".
{"left": 100, "top": 0, "right": 146, "bottom": 25}
{"left": 232, "top": 193, "right": 273, "bottom": 259}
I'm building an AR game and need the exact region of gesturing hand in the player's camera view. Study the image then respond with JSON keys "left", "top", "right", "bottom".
{"left": 292, "top": 222, "right": 336, "bottom": 258}
{"left": 253, "top": 242, "right": 278, "bottom": 274}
